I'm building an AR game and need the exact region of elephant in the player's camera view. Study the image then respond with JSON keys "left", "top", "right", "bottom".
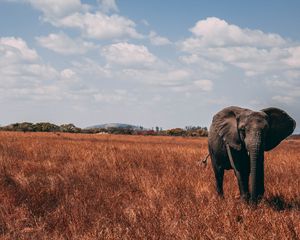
{"left": 208, "top": 106, "right": 296, "bottom": 203}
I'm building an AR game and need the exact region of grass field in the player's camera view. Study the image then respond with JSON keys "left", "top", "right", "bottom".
{"left": 0, "top": 132, "right": 299, "bottom": 239}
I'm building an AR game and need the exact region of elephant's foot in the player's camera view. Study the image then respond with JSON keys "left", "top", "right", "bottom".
{"left": 216, "top": 191, "right": 224, "bottom": 199}
{"left": 241, "top": 193, "right": 250, "bottom": 203}
{"left": 249, "top": 196, "right": 264, "bottom": 205}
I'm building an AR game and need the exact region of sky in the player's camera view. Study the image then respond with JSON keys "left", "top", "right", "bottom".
{"left": 0, "top": 0, "right": 300, "bottom": 131}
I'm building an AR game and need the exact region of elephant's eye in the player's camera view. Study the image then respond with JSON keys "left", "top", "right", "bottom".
{"left": 239, "top": 128, "right": 246, "bottom": 141}
{"left": 239, "top": 127, "right": 246, "bottom": 135}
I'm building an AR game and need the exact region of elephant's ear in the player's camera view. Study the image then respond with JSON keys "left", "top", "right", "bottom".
{"left": 261, "top": 107, "right": 296, "bottom": 151}
{"left": 212, "top": 106, "right": 243, "bottom": 150}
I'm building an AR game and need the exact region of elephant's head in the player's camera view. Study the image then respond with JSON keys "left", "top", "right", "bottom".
{"left": 213, "top": 106, "right": 296, "bottom": 202}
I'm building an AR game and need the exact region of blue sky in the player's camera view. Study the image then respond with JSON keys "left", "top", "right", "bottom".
{"left": 0, "top": 0, "right": 300, "bottom": 131}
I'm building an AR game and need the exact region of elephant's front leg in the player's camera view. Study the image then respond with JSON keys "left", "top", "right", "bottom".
{"left": 234, "top": 156, "right": 251, "bottom": 201}
{"left": 240, "top": 154, "right": 250, "bottom": 200}
{"left": 256, "top": 158, "right": 265, "bottom": 199}
{"left": 234, "top": 170, "right": 249, "bottom": 200}
{"left": 231, "top": 151, "right": 250, "bottom": 201}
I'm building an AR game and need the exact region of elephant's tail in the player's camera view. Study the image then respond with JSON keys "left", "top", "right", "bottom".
{"left": 201, "top": 153, "right": 210, "bottom": 166}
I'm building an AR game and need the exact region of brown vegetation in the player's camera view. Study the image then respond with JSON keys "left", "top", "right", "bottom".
{"left": 0, "top": 132, "right": 299, "bottom": 239}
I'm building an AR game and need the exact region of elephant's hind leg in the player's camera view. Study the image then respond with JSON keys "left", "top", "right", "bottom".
{"left": 214, "top": 167, "right": 224, "bottom": 197}
{"left": 210, "top": 155, "right": 225, "bottom": 197}
{"left": 208, "top": 136, "right": 225, "bottom": 197}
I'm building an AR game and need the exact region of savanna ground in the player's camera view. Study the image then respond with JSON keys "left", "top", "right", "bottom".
{"left": 0, "top": 132, "right": 299, "bottom": 240}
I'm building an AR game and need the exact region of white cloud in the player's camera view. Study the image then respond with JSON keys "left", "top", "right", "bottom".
{"left": 122, "top": 68, "right": 191, "bottom": 86}
{"left": 23, "top": 0, "right": 141, "bottom": 41}
{"left": 24, "top": 63, "right": 58, "bottom": 80}
{"left": 149, "top": 31, "right": 171, "bottom": 46}
{"left": 0, "top": 36, "right": 64, "bottom": 101}
{"left": 177, "top": 16, "right": 300, "bottom": 110}
{"left": 170, "top": 79, "right": 213, "bottom": 93}
{"left": 70, "top": 58, "right": 113, "bottom": 80}
{"left": 0, "top": 37, "right": 58, "bottom": 89}
{"left": 59, "top": 68, "right": 82, "bottom": 86}
{"left": 200, "top": 46, "right": 289, "bottom": 76}
{"left": 0, "top": 86, "right": 63, "bottom": 101}
{"left": 102, "top": 42, "right": 156, "bottom": 66}
{"left": 290, "top": 89, "right": 300, "bottom": 98}
{"left": 266, "top": 77, "right": 300, "bottom": 105}
{"left": 24, "top": 0, "right": 88, "bottom": 19}
{"left": 98, "top": 0, "right": 118, "bottom": 13}
{"left": 0, "top": 37, "right": 38, "bottom": 62}
{"left": 186, "top": 17, "right": 285, "bottom": 49}
{"left": 94, "top": 92, "right": 123, "bottom": 103}
{"left": 61, "top": 68, "right": 76, "bottom": 79}
{"left": 93, "top": 89, "right": 137, "bottom": 103}
{"left": 57, "top": 12, "right": 142, "bottom": 40}
{"left": 180, "top": 17, "right": 300, "bottom": 77}
{"left": 165, "top": 69, "right": 190, "bottom": 83}
{"left": 266, "top": 79, "right": 293, "bottom": 88}
{"left": 272, "top": 95, "right": 294, "bottom": 104}
{"left": 193, "top": 79, "right": 213, "bottom": 91}
{"left": 285, "top": 70, "right": 300, "bottom": 79}
{"left": 284, "top": 46, "right": 300, "bottom": 68}
{"left": 36, "top": 32, "right": 96, "bottom": 55}
{"left": 180, "top": 54, "right": 225, "bottom": 72}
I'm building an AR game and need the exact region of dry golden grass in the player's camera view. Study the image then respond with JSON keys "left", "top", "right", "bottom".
{"left": 0, "top": 131, "right": 299, "bottom": 239}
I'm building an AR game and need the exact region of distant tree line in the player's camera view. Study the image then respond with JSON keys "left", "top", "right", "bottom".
{"left": 0, "top": 122, "right": 208, "bottom": 137}
{"left": 0, "top": 122, "right": 81, "bottom": 133}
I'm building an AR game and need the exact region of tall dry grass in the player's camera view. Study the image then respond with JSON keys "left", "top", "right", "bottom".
{"left": 0, "top": 131, "right": 299, "bottom": 239}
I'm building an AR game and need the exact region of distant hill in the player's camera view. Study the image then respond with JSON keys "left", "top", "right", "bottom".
{"left": 86, "top": 123, "right": 142, "bottom": 130}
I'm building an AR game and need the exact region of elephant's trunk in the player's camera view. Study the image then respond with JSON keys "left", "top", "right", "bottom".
{"left": 249, "top": 132, "right": 264, "bottom": 203}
